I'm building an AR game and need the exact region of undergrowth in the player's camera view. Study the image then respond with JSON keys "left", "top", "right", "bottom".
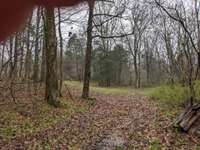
{"left": 0, "top": 98, "right": 88, "bottom": 142}
{"left": 150, "top": 81, "right": 200, "bottom": 108}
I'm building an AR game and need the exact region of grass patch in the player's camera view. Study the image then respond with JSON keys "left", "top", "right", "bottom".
{"left": 149, "top": 139, "right": 162, "bottom": 150}
{"left": 150, "top": 85, "right": 190, "bottom": 107}
{"left": 65, "top": 81, "right": 153, "bottom": 96}
{"left": 0, "top": 98, "right": 88, "bottom": 142}
{"left": 150, "top": 81, "right": 200, "bottom": 108}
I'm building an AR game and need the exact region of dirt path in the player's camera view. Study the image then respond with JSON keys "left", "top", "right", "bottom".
{"left": 1, "top": 93, "right": 200, "bottom": 150}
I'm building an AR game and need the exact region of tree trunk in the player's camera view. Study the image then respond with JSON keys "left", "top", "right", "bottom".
{"left": 138, "top": 53, "right": 141, "bottom": 88}
{"left": 9, "top": 37, "right": 14, "bottom": 78}
{"left": 13, "top": 33, "right": 19, "bottom": 77}
{"left": 134, "top": 53, "right": 139, "bottom": 88}
{"left": 0, "top": 42, "right": 5, "bottom": 78}
{"left": 44, "top": 8, "right": 59, "bottom": 106}
{"left": 40, "top": 39, "right": 46, "bottom": 82}
{"left": 19, "top": 33, "right": 25, "bottom": 78}
{"left": 82, "top": 1, "right": 94, "bottom": 99}
{"left": 58, "top": 8, "right": 64, "bottom": 97}
{"left": 24, "top": 15, "right": 33, "bottom": 80}
{"left": 33, "top": 7, "right": 41, "bottom": 82}
{"left": 40, "top": 9, "right": 46, "bottom": 82}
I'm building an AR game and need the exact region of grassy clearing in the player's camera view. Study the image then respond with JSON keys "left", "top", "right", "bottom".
{"left": 65, "top": 80, "right": 153, "bottom": 96}
{"left": 65, "top": 81, "right": 196, "bottom": 118}
{"left": 65, "top": 80, "right": 199, "bottom": 109}
{"left": 0, "top": 98, "right": 88, "bottom": 142}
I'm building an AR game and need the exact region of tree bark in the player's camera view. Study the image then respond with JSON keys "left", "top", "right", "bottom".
{"left": 58, "top": 8, "right": 64, "bottom": 97}
{"left": 40, "top": 9, "right": 46, "bottom": 82}
{"left": 44, "top": 8, "right": 59, "bottom": 106}
{"left": 13, "top": 33, "right": 19, "bottom": 77}
{"left": 9, "top": 37, "right": 14, "bottom": 78}
{"left": 25, "top": 15, "right": 33, "bottom": 80}
{"left": 33, "top": 7, "right": 41, "bottom": 82}
{"left": 82, "top": 1, "right": 94, "bottom": 99}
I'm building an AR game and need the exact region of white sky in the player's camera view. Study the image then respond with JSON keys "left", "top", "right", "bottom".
{"left": 57, "top": 0, "right": 199, "bottom": 44}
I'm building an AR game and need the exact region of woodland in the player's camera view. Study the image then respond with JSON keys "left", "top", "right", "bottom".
{"left": 0, "top": 0, "right": 200, "bottom": 149}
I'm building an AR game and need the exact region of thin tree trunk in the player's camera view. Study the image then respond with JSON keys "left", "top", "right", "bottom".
{"left": 25, "top": 15, "right": 33, "bottom": 80}
{"left": 134, "top": 53, "right": 139, "bottom": 88}
{"left": 0, "top": 42, "right": 5, "bottom": 78}
{"left": 9, "top": 37, "right": 13, "bottom": 78}
{"left": 19, "top": 33, "right": 25, "bottom": 78}
{"left": 138, "top": 53, "right": 141, "bottom": 88}
{"left": 33, "top": 7, "right": 41, "bottom": 82}
{"left": 82, "top": 1, "right": 94, "bottom": 99}
{"left": 40, "top": 9, "right": 46, "bottom": 82}
{"left": 13, "top": 33, "right": 19, "bottom": 77}
{"left": 58, "top": 8, "right": 64, "bottom": 97}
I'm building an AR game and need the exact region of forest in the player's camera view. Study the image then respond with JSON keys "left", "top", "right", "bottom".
{"left": 0, "top": 0, "right": 200, "bottom": 149}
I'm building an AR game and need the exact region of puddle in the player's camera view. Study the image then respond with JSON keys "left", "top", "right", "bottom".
{"left": 93, "top": 131, "right": 126, "bottom": 150}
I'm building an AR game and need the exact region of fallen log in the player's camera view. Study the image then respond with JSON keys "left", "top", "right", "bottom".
{"left": 175, "top": 104, "right": 200, "bottom": 137}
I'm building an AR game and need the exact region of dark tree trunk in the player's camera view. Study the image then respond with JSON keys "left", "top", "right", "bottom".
{"left": 40, "top": 9, "right": 46, "bottom": 82}
{"left": 117, "top": 63, "right": 122, "bottom": 86}
{"left": 0, "top": 42, "right": 5, "bottom": 77}
{"left": 25, "top": 15, "right": 33, "bottom": 80}
{"left": 33, "top": 7, "right": 41, "bottom": 82}
{"left": 58, "top": 8, "right": 64, "bottom": 97}
{"left": 138, "top": 53, "right": 141, "bottom": 88}
{"left": 44, "top": 8, "right": 59, "bottom": 106}
{"left": 19, "top": 33, "right": 25, "bottom": 78}
{"left": 13, "top": 33, "right": 19, "bottom": 77}
{"left": 134, "top": 53, "right": 139, "bottom": 88}
{"left": 9, "top": 37, "right": 14, "bottom": 78}
{"left": 82, "top": 1, "right": 94, "bottom": 99}
{"left": 40, "top": 39, "right": 46, "bottom": 82}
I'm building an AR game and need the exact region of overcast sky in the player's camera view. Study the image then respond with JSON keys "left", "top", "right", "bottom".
{"left": 58, "top": 0, "right": 199, "bottom": 44}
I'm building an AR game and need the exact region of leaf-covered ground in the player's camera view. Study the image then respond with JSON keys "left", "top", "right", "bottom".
{"left": 0, "top": 82, "right": 200, "bottom": 149}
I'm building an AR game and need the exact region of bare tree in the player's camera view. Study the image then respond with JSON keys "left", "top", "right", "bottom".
{"left": 44, "top": 8, "right": 59, "bottom": 106}
{"left": 82, "top": 1, "right": 95, "bottom": 99}
{"left": 33, "top": 7, "right": 41, "bottom": 82}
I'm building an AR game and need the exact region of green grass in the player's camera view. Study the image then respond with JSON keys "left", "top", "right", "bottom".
{"left": 149, "top": 81, "right": 200, "bottom": 108}
{"left": 65, "top": 80, "right": 153, "bottom": 96}
{"left": 65, "top": 81, "right": 198, "bottom": 118}
{"left": 65, "top": 80, "right": 200, "bottom": 109}
{"left": 149, "top": 139, "right": 162, "bottom": 150}
{"left": 150, "top": 85, "right": 190, "bottom": 107}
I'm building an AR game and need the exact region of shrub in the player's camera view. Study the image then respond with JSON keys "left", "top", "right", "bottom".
{"left": 150, "top": 85, "right": 190, "bottom": 107}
